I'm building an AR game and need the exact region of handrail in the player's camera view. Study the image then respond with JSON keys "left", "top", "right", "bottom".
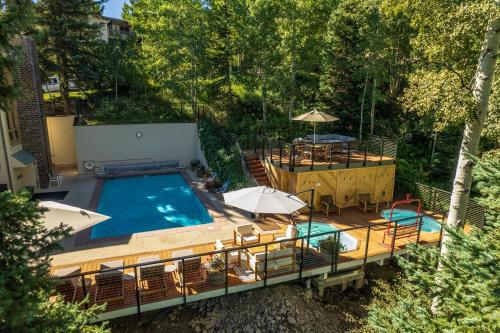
{"left": 58, "top": 213, "right": 433, "bottom": 279}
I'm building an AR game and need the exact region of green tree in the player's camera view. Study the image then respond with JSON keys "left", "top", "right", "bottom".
{"left": 367, "top": 155, "right": 500, "bottom": 332}
{"left": 35, "top": 0, "right": 105, "bottom": 113}
{"left": 0, "top": 0, "right": 32, "bottom": 111}
{"left": 0, "top": 191, "right": 108, "bottom": 332}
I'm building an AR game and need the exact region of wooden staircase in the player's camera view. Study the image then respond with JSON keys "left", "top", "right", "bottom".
{"left": 244, "top": 152, "right": 272, "bottom": 187}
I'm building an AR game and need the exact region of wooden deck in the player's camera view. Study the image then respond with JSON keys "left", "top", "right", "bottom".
{"left": 51, "top": 206, "right": 442, "bottom": 320}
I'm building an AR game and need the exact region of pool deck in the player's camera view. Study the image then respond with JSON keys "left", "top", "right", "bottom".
{"left": 45, "top": 168, "right": 263, "bottom": 267}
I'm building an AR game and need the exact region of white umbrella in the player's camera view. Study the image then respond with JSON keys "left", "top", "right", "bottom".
{"left": 39, "top": 201, "right": 110, "bottom": 234}
{"left": 223, "top": 186, "right": 306, "bottom": 214}
{"left": 292, "top": 109, "right": 339, "bottom": 143}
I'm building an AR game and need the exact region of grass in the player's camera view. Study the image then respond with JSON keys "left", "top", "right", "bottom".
{"left": 43, "top": 90, "right": 96, "bottom": 101}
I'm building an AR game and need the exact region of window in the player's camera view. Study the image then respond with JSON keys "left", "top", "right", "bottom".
{"left": 120, "top": 25, "right": 130, "bottom": 34}
{"left": 6, "top": 108, "right": 20, "bottom": 143}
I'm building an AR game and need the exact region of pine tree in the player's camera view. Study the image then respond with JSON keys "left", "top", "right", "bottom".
{"left": 367, "top": 156, "right": 500, "bottom": 332}
{"left": 35, "top": 0, "right": 104, "bottom": 113}
{"left": 0, "top": 191, "right": 108, "bottom": 332}
{"left": 0, "top": 0, "right": 32, "bottom": 111}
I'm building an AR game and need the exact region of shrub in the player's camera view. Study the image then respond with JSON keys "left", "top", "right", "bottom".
{"left": 198, "top": 119, "right": 247, "bottom": 189}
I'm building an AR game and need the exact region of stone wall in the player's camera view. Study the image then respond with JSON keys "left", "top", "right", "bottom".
{"left": 14, "top": 37, "right": 52, "bottom": 187}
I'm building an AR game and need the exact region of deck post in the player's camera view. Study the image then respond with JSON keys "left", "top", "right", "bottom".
{"left": 269, "top": 140, "right": 273, "bottom": 163}
{"left": 299, "top": 238, "right": 305, "bottom": 279}
{"left": 363, "top": 226, "right": 371, "bottom": 266}
{"left": 330, "top": 232, "right": 337, "bottom": 273}
{"left": 181, "top": 258, "right": 187, "bottom": 304}
{"left": 133, "top": 266, "right": 141, "bottom": 319}
{"left": 329, "top": 144, "right": 333, "bottom": 169}
{"left": 261, "top": 137, "right": 265, "bottom": 161}
{"left": 390, "top": 222, "right": 398, "bottom": 257}
{"left": 263, "top": 244, "right": 268, "bottom": 286}
{"left": 279, "top": 140, "right": 283, "bottom": 168}
{"left": 416, "top": 216, "right": 423, "bottom": 244}
{"left": 290, "top": 144, "right": 295, "bottom": 172}
{"left": 224, "top": 251, "right": 229, "bottom": 295}
{"left": 347, "top": 147, "right": 351, "bottom": 168}
{"left": 379, "top": 140, "right": 384, "bottom": 165}
{"left": 81, "top": 273, "right": 88, "bottom": 310}
{"left": 334, "top": 232, "right": 340, "bottom": 272}
{"left": 310, "top": 143, "right": 315, "bottom": 171}
{"left": 363, "top": 144, "right": 367, "bottom": 166}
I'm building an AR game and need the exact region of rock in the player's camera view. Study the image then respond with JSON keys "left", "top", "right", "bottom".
{"left": 287, "top": 316, "right": 297, "bottom": 325}
{"left": 195, "top": 325, "right": 202, "bottom": 333}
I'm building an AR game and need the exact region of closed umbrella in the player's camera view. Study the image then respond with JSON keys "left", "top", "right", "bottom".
{"left": 39, "top": 201, "right": 110, "bottom": 234}
{"left": 292, "top": 109, "right": 339, "bottom": 143}
{"left": 223, "top": 186, "right": 306, "bottom": 214}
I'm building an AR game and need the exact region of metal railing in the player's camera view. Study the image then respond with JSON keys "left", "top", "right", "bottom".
{"left": 395, "top": 178, "right": 486, "bottom": 228}
{"left": 237, "top": 134, "right": 397, "bottom": 172}
{"left": 53, "top": 214, "right": 442, "bottom": 320}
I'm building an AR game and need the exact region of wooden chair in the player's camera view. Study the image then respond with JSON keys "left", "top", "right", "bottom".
{"left": 273, "top": 225, "right": 299, "bottom": 248}
{"left": 233, "top": 224, "right": 261, "bottom": 246}
{"left": 175, "top": 257, "right": 207, "bottom": 287}
{"left": 94, "top": 260, "right": 125, "bottom": 304}
{"left": 358, "top": 193, "right": 377, "bottom": 213}
{"left": 138, "top": 255, "right": 167, "bottom": 300}
{"left": 52, "top": 266, "right": 80, "bottom": 303}
{"left": 320, "top": 195, "right": 340, "bottom": 216}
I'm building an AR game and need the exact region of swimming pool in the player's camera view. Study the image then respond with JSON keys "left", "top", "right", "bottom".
{"left": 380, "top": 209, "right": 441, "bottom": 232}
{"left": 90, "top": 173, "right": 213, "bottom": 239}
{"left": 297, "top": 222, "right": 359, "bottom": 252}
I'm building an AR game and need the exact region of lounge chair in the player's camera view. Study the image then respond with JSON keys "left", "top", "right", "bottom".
{"left": 358, "top": 193, "right": 377, "bottom": 213}
{"left": 175, "top": 257, "right": 207, "bottom": 287}
{"left": 233, "top": 224, "right": 261, "bottom": 246}
{"left": 215, "top": 181, "right": 229, "bottom": 197}
{"left": 215, "top": 239, "right": 239, "bottom": 264}
{"left": 273, "top": 225, "right": 299, "bottom": 248}
{"left": 94, "top": 260, "right": 125, "bottom": 304}
{"left": 320, "top": 195, "right": 340, "bottom": 216}
{"left": 52, "top": 266, "right": 80, "bottom": 303}
{"left": 138, "top": 255, "right": 167, "bottom": 299}
{"left": 48, "top": 170, "right": 63, "bottom": 187}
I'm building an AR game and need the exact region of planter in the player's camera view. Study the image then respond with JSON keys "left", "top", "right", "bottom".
{"left": 207, "top": 271, "right": 226, "bottom": 285}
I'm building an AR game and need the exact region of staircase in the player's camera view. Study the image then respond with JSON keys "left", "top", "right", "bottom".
{"left": 243, "top": 152, "right": 272, "bottom": 187}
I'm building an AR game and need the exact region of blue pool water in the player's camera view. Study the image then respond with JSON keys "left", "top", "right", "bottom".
{"left": 381, "top": 209, "right": 441, "bottom": 232}
{"left": 90, "top": 173, "right": 212, "bottom": 239}
{"left": 296, "top": 222, "right": 358, "bottom": 251}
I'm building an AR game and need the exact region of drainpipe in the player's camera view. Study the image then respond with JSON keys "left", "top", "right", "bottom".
{"left": 0, "top": 114, "right": 14, "bottom": 191}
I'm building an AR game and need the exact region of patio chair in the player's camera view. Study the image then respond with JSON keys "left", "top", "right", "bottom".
{"left": 215, "top": 181, "right": 230, "bottom": 197}
{"left": 215, "top": 239, "right": 239, "bottom": 264}
{"left": 138, "top": 255, "right": 167, "bottom": 299}
{"left": 48, "top": 170, "right": 64, "bottom": 187}
{"left": 175, "top": 257, "right": 207, "bottom": 287}
{"left": 358, "top": 193, "right": 377, "bottom": 214}
{"left": 52, "top": 266, "right": 80, "bottom": 303}
{"left": 320, "top": 195, "right": 340, "bottom": 216}
{"left": 94, "top": 261, "right": 125, "bottom": 304}
{"left": 273, "top": 225, "right": 299, "bottom": 248}
{"left": 233, "top": 224, "right": 261, "bottom": 246}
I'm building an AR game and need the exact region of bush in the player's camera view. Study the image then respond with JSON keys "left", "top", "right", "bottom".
{"left": 198, "top": 119, "right": 247, "bottom": 189}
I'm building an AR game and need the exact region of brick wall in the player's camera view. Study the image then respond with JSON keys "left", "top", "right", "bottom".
{"left": 14, "top": 37, "right": 52, "bottom": 188}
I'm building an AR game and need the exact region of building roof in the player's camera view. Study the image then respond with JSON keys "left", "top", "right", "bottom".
{"left": 12, "top": 150, "right": 36, "bottom": 167}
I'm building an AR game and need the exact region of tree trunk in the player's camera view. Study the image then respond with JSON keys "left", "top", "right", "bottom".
{"left": 370, "top": 77, "right": 377, "bottom": 135}
{"left": 359, "top": 72, "right": 368, "bottom": 142}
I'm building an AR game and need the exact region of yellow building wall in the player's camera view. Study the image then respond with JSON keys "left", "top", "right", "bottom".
{"left": 266, "top": 162, "right": 396, "bottom": 211}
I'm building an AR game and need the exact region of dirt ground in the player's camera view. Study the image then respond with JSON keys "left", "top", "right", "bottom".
{"left": 110, "top": 263, "right": 399, "bottom": 333}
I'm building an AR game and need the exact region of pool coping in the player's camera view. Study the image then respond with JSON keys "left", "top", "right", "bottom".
{"left": 74, "top": 168, "right": 225, "bottom": 247}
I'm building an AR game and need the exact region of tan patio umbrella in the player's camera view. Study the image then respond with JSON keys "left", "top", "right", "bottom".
{"left": 292, "top": 109, "right": 339, "bottom": 143}
{"left": 39, "top": 201, "right": 110, "bottom": 235}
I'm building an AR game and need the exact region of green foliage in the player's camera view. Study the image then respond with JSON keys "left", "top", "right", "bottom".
{"left": 0, "top": 191, "right": 108, "bottom": 332}
{"left": 198, "top": 119, "right": 247, "bottom": 189}
{"left": 367, "top": 157, "right": 500, "bottom": 332}
{"left": 0, "top": 0, "right": 33, "bottom": 111}
{"left": 87, "top": 95, "right": 194, "bottom": 125}
{"left": 35, "top": 0, "right": 105, "bottom": 111}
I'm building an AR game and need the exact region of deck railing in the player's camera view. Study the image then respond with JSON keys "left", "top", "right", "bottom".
{"left": 395, "top": 178, "right": 487, "bottom": 229}
{"left": 54, "top": 213, "right": 442, "bottom": 321}
{"left": 238, "top": 134, "right": 397, "bottom": 172}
